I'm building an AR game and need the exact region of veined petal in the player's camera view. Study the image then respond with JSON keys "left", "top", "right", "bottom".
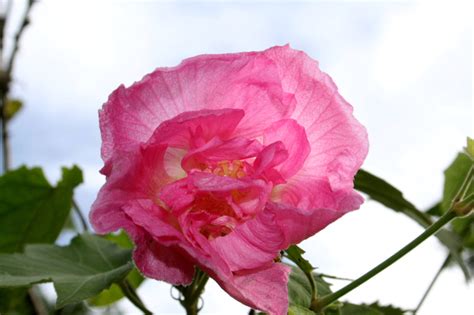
{"left": 263, "top": 119, "right": 310, "bottom": 179}
{"left": 148, "top": 108, "right": 245, "bottom": 149}
{"left": 211, "top": 209, "right": 284, "bottom": 271}
{"left": 90, "top": 144, "right": 171, "bottom": 233}
{"left": 271, "top": 178, "right": 364, "bottom": 246}
{"left": 130, "top": 227, "right": 195, "bottom": 285}
{"left": 264, "top": 45, "right": 368, "bottom": 191}
{"left": 100, "top": 50, "right": 297, "bottom": 162}
{"left": 213, "top": 263, "right": 290, "bottom": 315}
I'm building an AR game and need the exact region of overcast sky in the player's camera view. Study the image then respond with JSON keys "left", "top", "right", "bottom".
{"left": 4, "top": 0, "right": 473, "bottom": 314}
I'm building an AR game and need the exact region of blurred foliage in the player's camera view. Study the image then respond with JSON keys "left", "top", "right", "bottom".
{"left": 89, "top": 230, "right": 145, "bottom": 306}
{"left": 0, "top": 234, "right": 133, "bottom": 308}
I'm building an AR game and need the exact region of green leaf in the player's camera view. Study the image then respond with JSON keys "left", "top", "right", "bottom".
{"left": 287, "top": 266, "right": 333, "bottom": 308}
{"left": 3, "top": 99, "right": 23, "bottom": 121}
{"left": 426, "top": 202, "right": 442, "bottom": 217}
{"left": 288, "top": 304, "right": 316, "bottom": 315}
{"left": 0, "top": 287, "right": 34, "bottom": 314}
{"left": 366, "top": 302, "right": 406, "bottom": 315}
{"left": 354, "top": 169, "right": 432, "bottom": 226}
{"left": 89, "top": 231, "right": 145, "bottom": 306}
{"left": 0, "top": 234, "right": 133, "bottom": 308}
{"left": 0, "top": 165, "right": 83, "bottom": 253}
{"left": 336, "top": 302, "right": 406, "bottom": 315}
{"left": 338, "top": 303, "right": 383, "bottom": 315}
{"left": 288, "top": 266, "right": 312, "bottom": 308}
{"left": 442, "top": 153, "right": 473, "bottom": 212}
{"left": 286, "top": 245, "right": 314, "bottom": 274}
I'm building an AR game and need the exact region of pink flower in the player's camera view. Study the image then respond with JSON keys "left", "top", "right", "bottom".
{"left": 90, "top": 45, "right": 368, "bottom": 314}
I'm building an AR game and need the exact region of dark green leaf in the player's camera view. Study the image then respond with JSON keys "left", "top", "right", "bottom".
{"left": 0, "top": 234, "right": 133, "bottom": 308}
{"left": 286, "top": 245, "right": 314, "bottom": 274}
{"left": 330, "top": 302, "right": 407, "bottom": 315}
{"left": 442, "top": 153, "right": 473, "bottom": 212}
{"left": 0, "top": 287, "right": 34, "bottom": 314}
{"left": 0, "top": 165, "right": 83, "bottom": 253}
{"left": 426, "top": 202, "right": 442, "bottom": 217}
{"left": 366, "top": 302, "right": 406, "bottom": 315}
{"left": 89, "top": 231, "right": 145, "bottom": 306}
{"left": 338, "top": 303, "right": 383, "bottom": 315}
{"left": 3, "top": 99, "right": 23, "bottom": 121}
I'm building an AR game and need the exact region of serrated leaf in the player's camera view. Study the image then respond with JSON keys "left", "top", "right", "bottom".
{"left": 0, "top": 165, "right": 83, "bottom": 253}
{"left": 355, "top": 168, "right": 469, "bottom": 280}
{"left": 286, "top": 245, "right": 314, "bottom": 274}
{"left": 0, "top": 234, "right": 133, "bottom": 308}
{"left": 89, "top": 231, "right": 144, "bottom": 306}
{"left": 339, "top": 303, "right": 384, "bottom": 315}
{"left": 366, "top": 302, "right": 406, "bottom": 315}
{"left": 3, "top": 99, "right": 23, "bottom": 121}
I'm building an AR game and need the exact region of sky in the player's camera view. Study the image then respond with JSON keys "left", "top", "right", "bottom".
{"left": 3, "top": 0, "right": 473, "bottom": 314}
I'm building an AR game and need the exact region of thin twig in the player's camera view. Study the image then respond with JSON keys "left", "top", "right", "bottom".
{"left": 0, "top": 95, "right": 9, "bottom": 171}
{"left": 413, "top": 255, "right": 451, "bottom": 314}
{"left": 119, "top": 280, "right": 152, "bottom": 314}
{"left": 72, "top": 199, "right": 88, "bottom": 232}
{"left": 6, "top": 0, "right": 34, "bottom": 75}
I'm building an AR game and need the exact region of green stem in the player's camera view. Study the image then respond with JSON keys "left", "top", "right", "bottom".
{"left": 119, "top": 280, "right": 152, "bottom": 314}
{"left": 177, "top": 269, "right": 209, "bottom": 315}
{"left": 413, "top": 254, "right": 451, "bottom": 314}
{"left": 311, "top": 209, "right": 457, "bottom": 312}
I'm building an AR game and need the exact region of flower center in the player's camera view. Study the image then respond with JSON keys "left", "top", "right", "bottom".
{"left": 204, "top": 160, "right": 246, "bottom": 179}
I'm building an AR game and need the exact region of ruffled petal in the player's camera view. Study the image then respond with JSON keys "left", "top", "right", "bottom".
{"left": 182, "top": 136, "right": 262, "bottom": 171}
{"left": 271, "top": 178, "right": 364, "bottom": 246}
{"left": 211, "top": 209, "right": 284, "bottom": 271}
{"left": 148, "top": 108, "right": 245, "bottom": 149}
{"left": 130, "top": 227, "right": 195, "bottom": 285}
{"left": 213, "top": 263, "right": 291, "bottom": 315}
{"left": 264, "top": 45, "right": 368, "bottom": 190}
{"left": 90, "top": 144, "right": 171, "bottom": 233}
{"left": 100, "top": 51, "right": 297, "bottom": 161}
{"left": 263, "top": 119, "right": 310, "bottom": 179}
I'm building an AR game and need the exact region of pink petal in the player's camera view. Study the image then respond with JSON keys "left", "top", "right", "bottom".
{"left": 263, "top": 119, "right": 310, "bottom": 179}
{"left": 211, "top": 209, "right": 284, "bottom": 271}
{"left": 90, "top": 144, "right": 171, "bottom": 233}
{"left": 148, "top": 108, "right": 245, "bottom": 149}
{"left": 100, "top": 51, "right": 297, "bottom": 161}
{"left": 272, "top": 178, "right": 364, "bottom": 246}
{"left": 123, "top": 199, "right": 233, "bottom": 278}
{"left": 131, "top": 227, "right": 195, "bottom": 285}
{"left": 264, "top": 45, "right": 368, "bottom": 191}
{"left": 213, "top": 263, "right": 291, "bottom": 315}
{"left": 253, "top": 141, "right": 288, "bottom": 174}
{"left": 182, "top": 136, "right": 262, "bottom": 170}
